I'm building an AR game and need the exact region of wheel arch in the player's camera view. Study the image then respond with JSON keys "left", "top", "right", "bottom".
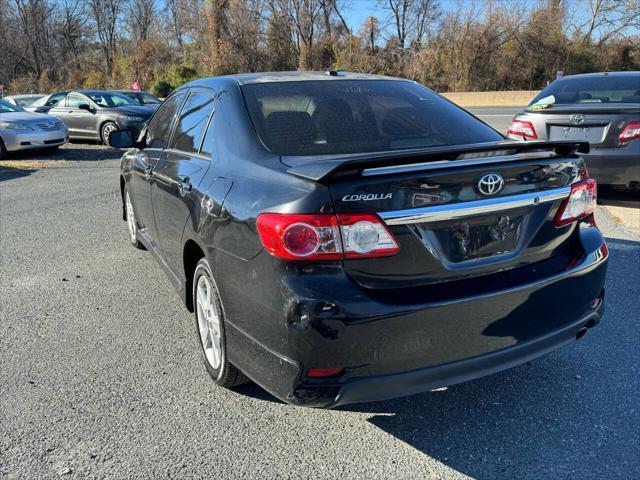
{"left": 119, "top": 175, "right": 126, "bottom": 220}
{"left": 183, "top": 239, "right": 206, "bottom": 313}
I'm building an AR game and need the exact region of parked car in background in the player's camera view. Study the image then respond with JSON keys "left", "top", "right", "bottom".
{"left": 28, "top": 90, "right": 155, "bottom": 144}
{"left": 3, "top": 94, "right": 46, "bottom": 107}
{"left": 507, "top": 71, "right": 640, "bottom": 192}
{"left": 112, "top": 72, "right": 608, "bottom": 408}
{"left": 0, "top": 99, "right": 67, "bottom": 158}
{"left": 114, "top": 90, "right": 161, "bottom": 107}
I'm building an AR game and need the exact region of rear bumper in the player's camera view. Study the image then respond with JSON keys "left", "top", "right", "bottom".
{"left": 330, "top": 309, "right": 601, "bottom": 407}
{"left": 582, "top": 145, "right": 640, "bottom": 189}
{"left": 223, "top": 225, "right": 608, "bottom": 408}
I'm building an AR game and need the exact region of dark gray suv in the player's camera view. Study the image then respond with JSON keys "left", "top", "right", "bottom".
{"left": 29, "top": 90, "right": 156, "bottom": 144}
{"left": 507, "top": 71, "right": 639, "bottom": 192}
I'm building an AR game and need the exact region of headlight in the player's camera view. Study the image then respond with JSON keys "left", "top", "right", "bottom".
{"left": 0, "top": 121, "right": 35, "bottom": 131}
{"left": 118, "top": 115, "right": 145, "bottom": 122}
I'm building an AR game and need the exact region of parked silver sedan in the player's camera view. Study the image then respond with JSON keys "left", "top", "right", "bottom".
{"left": 507, "top": 71, "right": 640, "bottom": 192}
{"left": 3, "top": 94, "right": 46, "bottom": 108}
{"left": 0, "top": 99, "right": 68, "bottom": 158}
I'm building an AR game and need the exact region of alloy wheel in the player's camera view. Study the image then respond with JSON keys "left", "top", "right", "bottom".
{"left": 196, "top": 274, "right": 222, "bottom": 370}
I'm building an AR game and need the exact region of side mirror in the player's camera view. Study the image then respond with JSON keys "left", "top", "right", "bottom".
{"left": 78, "top": 103, "right": 92, "bottom": 112}
{"left": 108, "top": 130, "right": 135, "bottom": 149}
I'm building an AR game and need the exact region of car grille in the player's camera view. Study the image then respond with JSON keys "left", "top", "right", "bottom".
{"left": 35, "top": 120, "right": 64, "bottom": 131}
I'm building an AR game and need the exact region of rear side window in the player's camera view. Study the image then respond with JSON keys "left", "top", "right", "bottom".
{"left": 146, "top": 93, "right": 185, "bottom": 149}
{"left": 170, "top": 91, "right": 215, "bottom": 154}
{"left": 530, "top": 74, "right": 640, "bottom": 105}
{"left": 241, "top": 80, "right": 502, "bottom": 156}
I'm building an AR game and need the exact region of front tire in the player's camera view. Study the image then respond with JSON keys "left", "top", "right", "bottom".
{"left": 0, "top": 137, "right": 7, "bottom": 160}
{"left": 193, "top": 258, "right": 248, "bottom": 388}
{"left": 101, "top": 122, "right": 118, "bottom": 146}
{"left": 124, "top": 185, "right": 144, "bottom": 249}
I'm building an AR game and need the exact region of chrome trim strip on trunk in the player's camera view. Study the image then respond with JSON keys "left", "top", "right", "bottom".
{"left": 379, "top": 187, "right": 571, "bottom": 225}
{"left": 361, "top": 151, "right": 557, "bottom": 177}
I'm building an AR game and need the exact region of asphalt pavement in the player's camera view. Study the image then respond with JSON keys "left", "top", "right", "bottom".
{"left": 1, "top": 144, "right": 639, "bottom": 479}
{"left": 467, "top": 107, "right": 522, "bottom": 133}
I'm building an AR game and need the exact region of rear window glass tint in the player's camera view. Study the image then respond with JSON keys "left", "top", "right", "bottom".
{"left": 241, "top": 80, "right": 502, "bottom": 156}
{"left": 530, "top": 75, "right": 640, "bottom": 105}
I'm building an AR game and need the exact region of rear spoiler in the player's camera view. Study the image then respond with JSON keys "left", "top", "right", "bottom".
{"left": 285, "top": 140, "right": 589, "bottom": 182}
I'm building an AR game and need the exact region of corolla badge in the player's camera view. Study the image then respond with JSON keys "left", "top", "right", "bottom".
{"left": 477, "top": 173, "right": 504, "bottom": 196}
{"left": 342, "top": 193, "right": 392, "bottom": 202}
{"left": 569, "top": 114, "right": 585, "bottom": 125}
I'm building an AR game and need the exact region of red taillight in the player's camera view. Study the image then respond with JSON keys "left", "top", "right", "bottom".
{"left": 307, "top": 367, "right": 345, "bottom": 378}
{"left": 554, "top": 179, "right": 597, "bottom": 227}
{"left": 256, "top": 212, "right": 399, "bottom": 261}
{"left": 507, "top": 119, "right": 538, "bottom": 140}
{"left": 618, "top": 121, "right": 640, "bottom": 142}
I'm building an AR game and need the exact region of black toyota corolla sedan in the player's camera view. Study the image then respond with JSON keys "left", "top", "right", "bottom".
{"left": 111, "top": 72, "right": 608, "bottom": 408}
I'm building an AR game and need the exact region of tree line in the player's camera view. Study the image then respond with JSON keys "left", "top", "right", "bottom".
{"left": 0, "top": 0, "right": 638, "bottom": 96}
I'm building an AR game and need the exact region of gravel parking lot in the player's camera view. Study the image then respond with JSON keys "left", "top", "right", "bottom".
{"left": 1, "top": 143, "right": 639, "bottom": 479}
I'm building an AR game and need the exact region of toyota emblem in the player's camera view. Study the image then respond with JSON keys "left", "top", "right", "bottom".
{"left": 477, "top": 173, "right": 504, "bottom": 196}
{"left": 569, "top": 114, "right": 585, "bottom": 125}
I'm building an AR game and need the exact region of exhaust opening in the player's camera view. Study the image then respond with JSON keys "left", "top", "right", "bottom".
{"left": 575, "top": 327, "right": 588, "bottom": 340}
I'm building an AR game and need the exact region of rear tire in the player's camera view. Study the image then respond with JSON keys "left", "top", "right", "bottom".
{"left": 193, "top": 258, "right": 248, "bottom": 388}
{"left": 124, "top": 185, "right": 144, "bottom": 249}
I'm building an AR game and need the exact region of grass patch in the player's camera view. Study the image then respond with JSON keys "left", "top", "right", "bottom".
{"left": 0, "top": 159, "right": 66, "bottom": 170}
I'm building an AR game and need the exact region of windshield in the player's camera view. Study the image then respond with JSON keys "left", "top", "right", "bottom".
{"left": 530, "top": 74, "right": 640, "bottom": 105}
{"left": 241, "top": 80, "right": 502, "bottom": 156}
{"left": 87, "top": 92, "right": 137, "bottom": 108}
{"left": 16, "top": 96, "right": 43, "bottom": 107}
{"left": 0, "top": 100, "right": 24, "bottom": 113}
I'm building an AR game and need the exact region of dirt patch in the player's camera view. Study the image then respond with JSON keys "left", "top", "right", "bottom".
{"left": 0, "top": 160, "right": 66, "bottom": 170}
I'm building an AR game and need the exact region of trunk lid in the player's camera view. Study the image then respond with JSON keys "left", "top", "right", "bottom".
{"left": 523, "top": 103, "right": 640, "bottom": 148}
{"left": 286, "top": 142, "right": 588, "bottom": 289}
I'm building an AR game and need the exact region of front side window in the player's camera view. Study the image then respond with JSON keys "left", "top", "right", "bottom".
{"left": 241, "top": 80, "right": 503, "bottom": 156}
{"left": 145, "top": 93, "right": 185, "bottom": 150}
{"left": 169, "top": 91, "right": 215, "bottom": 154}
{"left": 67, "top": 95, "right": 87, "bottom": 108}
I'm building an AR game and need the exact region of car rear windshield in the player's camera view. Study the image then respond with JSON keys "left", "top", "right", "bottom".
{"left": 530, "top": 74, "right": 640, "bottom": 105}
{"left": 241, "top": 80, "right": 502, "bottom": 156}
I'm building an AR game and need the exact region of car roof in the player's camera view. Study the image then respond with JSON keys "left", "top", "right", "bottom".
{"left": 557, "top": 71, "right": 639, "bottom": 80}
{"left": 186, "top": 71, "right": 408, "bottom": 88}
{"left": 6, "top": 94, "right": 44, "bottom": 98}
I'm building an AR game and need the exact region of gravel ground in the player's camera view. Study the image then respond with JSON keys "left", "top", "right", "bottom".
{"left": 1, "top": 144, "right": 639, "bottom": 480}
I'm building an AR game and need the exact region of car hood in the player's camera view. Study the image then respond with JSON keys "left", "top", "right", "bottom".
{"left": 106, "top": 105, "right": 155, "bottom": 117}
{"left": 0, "top": 111, "right": 62, "bottom": 124}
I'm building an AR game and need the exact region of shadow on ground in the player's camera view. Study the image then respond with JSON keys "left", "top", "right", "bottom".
{"left": 1, "top": 142, "right": 121, "bottom": 164}
{"left": 0, "top": 165, "right": 36, "bottom": 182}
{"left": 236, "top": 237, "right": 639, "bottom": 479}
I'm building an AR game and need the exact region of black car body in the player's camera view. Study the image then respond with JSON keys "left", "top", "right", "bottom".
{"left": 115, "top": 72, "right": 608, "bottom": 408}
{"left": 28, "top": 90, "right": 156, "bottom": 143}
{"left": 508, "top": 71, "right": 640, "bottom": 192}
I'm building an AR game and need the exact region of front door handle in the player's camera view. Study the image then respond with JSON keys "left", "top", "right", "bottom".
{"left": 178, "top": 177, "right": 192, "bottom": 196}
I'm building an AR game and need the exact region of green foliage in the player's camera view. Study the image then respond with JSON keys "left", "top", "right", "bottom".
{"left": 151, "top": 80, "right": 174, "bottom": 98}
